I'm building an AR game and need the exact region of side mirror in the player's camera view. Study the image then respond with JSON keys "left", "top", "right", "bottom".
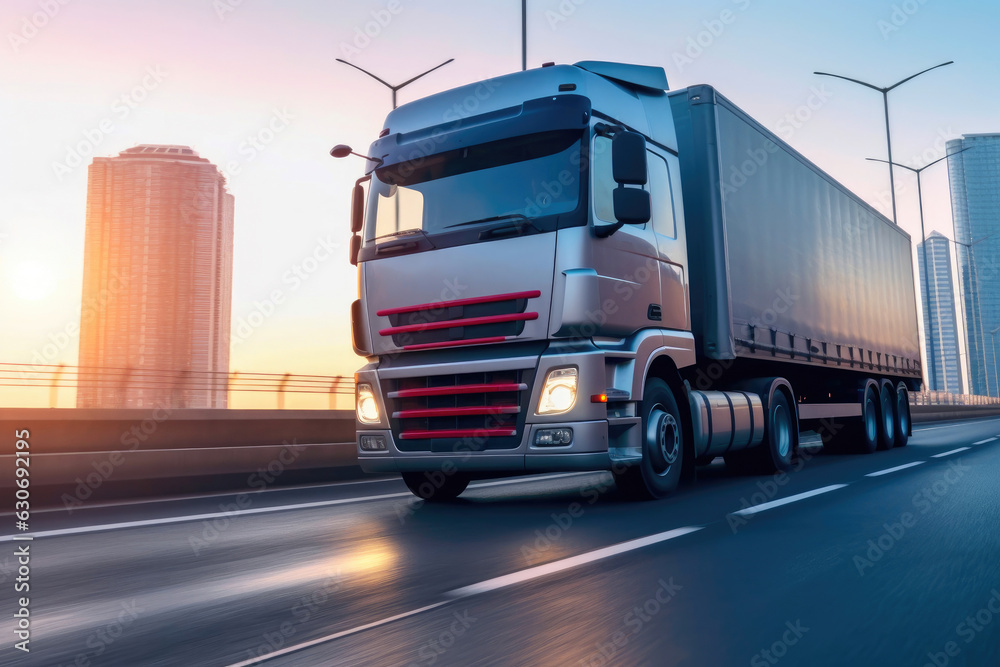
{"left": 350, "top": 234, "right": 361, "bottom": 266}
{"left": 351, "top": 177, "right": 369, "bottom": 234}
{"left": 613, "top": 188, "right": 651, "bottom": 224}
{"left": 612, "top": 131, "right": 647, "bottom": 185}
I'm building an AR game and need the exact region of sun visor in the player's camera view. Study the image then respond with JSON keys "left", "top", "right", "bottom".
{"left": 573, "top": 61, "right": 669, "bottom": 91}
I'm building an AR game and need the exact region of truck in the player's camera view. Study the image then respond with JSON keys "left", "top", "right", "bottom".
{"left": 337, "top": 60, "right": 922, "bottom": 501}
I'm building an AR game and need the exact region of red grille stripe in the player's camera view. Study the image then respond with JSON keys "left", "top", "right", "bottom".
{"left": 380, "top": 312, "right": 537, "bottom": 336}
{"left": 389, "top": 383, "right": 526, "bottom": 399}
{"left": 393, "top": 405, "right": 520, "bottom": 419}
{"left": 377, "top": 290, "right": 541, "bottom": 317}
{"left": 403, "top": 336, "right": 506, "bottom": 351}
{"left": 400, "top": 428, "right": 517, "bottom": 440}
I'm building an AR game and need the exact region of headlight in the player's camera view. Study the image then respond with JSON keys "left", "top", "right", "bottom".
{"left": 537, "top": 367, "right": 578, "bottom": 415}
{"left": 356, "top": 383, "right": 381, "bottom": 424}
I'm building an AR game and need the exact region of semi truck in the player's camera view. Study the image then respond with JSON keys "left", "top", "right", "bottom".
{"left": 337, "top": 60, "right": 921, "bottom": 501}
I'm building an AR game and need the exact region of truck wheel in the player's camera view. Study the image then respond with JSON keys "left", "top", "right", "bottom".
{"left": 855, "top": 384, "right": 880, "bottom": 454}
{"left": 877, "top": 382, "right": 896, "bottom": 450}
{"left": 613, "top": 378, "right": 683, "bottom": 500}
{"left": 758, "top": 390, "right": 795, "bottom": 472}
{"left": 894, "top": 384, "right": 910, "bottom": 447}
{"left": 402, "top": 471, "right": 471, "bottom": 502}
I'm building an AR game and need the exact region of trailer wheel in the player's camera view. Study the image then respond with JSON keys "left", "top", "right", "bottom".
{"left": 402, "top": 471, "right": 471, "bottom": 502}
{"left": 856, "top": 384, "right": 880, "bottom": 454}
{"left": 758, "top": 390, "right": 796, "bottom": 472}
{"left": 894, "top": 384, "right": 910, "bottom": 447}
{"left": 613, "top": 378, "right": 683, "bottom": 500}
{"left": 877, "top": 382, "right": 896, "bottom": 450}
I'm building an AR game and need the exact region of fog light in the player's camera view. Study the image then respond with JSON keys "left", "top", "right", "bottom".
{"left": 356, "top": 383, "right": 380, "bottom": 424}
{"left": 534, "top": 428, "right": 573, "bottom": 446}
{"left": 359, "top": 435, "right": 387, "bottom": 451}
{"left": 537, "top": 367, "right": 578, "bottom": 415}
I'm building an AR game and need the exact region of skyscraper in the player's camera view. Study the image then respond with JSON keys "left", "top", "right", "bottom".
{"left": 78, "top": 145, "right": 234, "bottom": 408}
{"left": 917, "top": 232, "right": 963, "bottom": 393}
{"left": 947, "top": 133, "right": 1000, "bottom": 397}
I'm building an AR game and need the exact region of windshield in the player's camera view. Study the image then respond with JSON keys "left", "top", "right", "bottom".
{"left": 364, "top": 130, "right": 583, "bottom": 244}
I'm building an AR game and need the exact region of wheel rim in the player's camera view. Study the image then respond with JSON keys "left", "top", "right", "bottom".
{"left": 646, "top": 404, "right": 679, "bottom": 477}
{"left": 773, "top": 403, "right": 791, "bottom": 459}
{"left": 882, "top": 390, "right": 894, "bottom": 440}
{"left": 898, "top": 390, "right": 909, "bottom": 434}
{"left": 865, "top": 394, "right": 877, "bottom": 442}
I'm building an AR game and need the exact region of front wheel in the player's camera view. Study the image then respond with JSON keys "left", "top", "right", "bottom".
{"left": 613, "top": 378, "right": 684, "bottom": 500}
{"left": 402, "top": 471, "right": 471, "bottom": 502}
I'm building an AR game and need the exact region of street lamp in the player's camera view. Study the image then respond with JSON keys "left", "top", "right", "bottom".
{"left": 991, "top": 327, "right": 1000, "bottom": 401}
{"left": 866, "top": 146, "right": 971, "bottom": 390}
{"left": 816, "top": 61, "right": 954, "bottom": 225}
{"left": 336, "top": 58, "right": 455, "bottom": 109}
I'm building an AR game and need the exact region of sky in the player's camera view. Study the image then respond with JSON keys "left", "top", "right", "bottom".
{"left": 2, "top": 0, "right": 998, "bottom": 408}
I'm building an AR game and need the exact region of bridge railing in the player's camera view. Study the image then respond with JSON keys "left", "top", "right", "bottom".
{"left": 910, "top": 390, "right": 1000, "bottom": 406}
{"left": 0, "top": 362, "right": 354, "bottom": 408}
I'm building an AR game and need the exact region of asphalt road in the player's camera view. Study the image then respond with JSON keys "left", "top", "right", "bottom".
{"left": 2, "top": 418, "right": 1000, "bottom": 667}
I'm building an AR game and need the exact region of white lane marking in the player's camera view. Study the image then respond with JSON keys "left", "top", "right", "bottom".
{"left": 223, "top": 525, "right": 703, "bottom": 666}
{"left": 223, "top": 600, "right": 453, "bottom": 667}
{"left": 865, "top": 461, "right": 926, "bottom": 477}
{"left": 973, "top": 437, "right": 997, "bottom": 445}
{"left": 447, "top": 526, "right": 703, "bottom": 598}
{"left": 730, "top": 484, "right": 848, "bottom": 517}
{"left": 0, "top": 492, "right": 413, "bottom": 542}
{"left": 932, "top": 448, "right": 970, "bottom": 458}
{"left": 0, "top": 473, "right": 598, "bottom": 541}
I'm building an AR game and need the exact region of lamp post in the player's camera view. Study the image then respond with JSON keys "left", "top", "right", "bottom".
{"left": 991, "top": 327, "right": 1000, "bottom": 401}
{"left": 816, "top": 61, "right": 954, "bottom": 225}
{"left": 336, "top": 58, "right": 455, "bottom": 109}
{"left": 521, "top": 0, "right": 527, "bottom": 71}
{"left": 866, "top": 146, "right": 970, "bottom": 391}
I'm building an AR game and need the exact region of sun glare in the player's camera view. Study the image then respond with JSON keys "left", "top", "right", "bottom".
{"left": 11, "top": 260, "right": 57, "bottom": 301}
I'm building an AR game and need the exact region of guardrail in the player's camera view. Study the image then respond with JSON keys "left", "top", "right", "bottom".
{"left": 4, "top": 403, "right": 1000, "bottom": 507}
{"left": 0, "top": 362, "right": 353, "bottom": 408}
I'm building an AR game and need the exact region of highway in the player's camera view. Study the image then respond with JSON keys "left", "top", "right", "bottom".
{"left": 3, "top": 418, "right": 1000, "bottom": 666}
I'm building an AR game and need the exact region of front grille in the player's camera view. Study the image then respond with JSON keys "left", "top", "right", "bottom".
{"left": 377, "top": 291, "right": 540, "bottom": 350}
{"left": 386, "top": 369, "right": 534, "bottom": 452}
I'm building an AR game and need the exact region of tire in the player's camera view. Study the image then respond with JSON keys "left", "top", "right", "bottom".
{"left": 613, "top": 378, "right": 684, "bottom": 500}
{"left": 402, "top": 471, "right": 471, "bottom": 501}
{"left": 757, "top": 390, "right": 796, "bottom": 472}
{"left": 894, "top": 383, "right": 910, "bottom": 448}
{"left": 877, "top": 382, "right": 896, "bottom": 450}
{"left": 856, "top": 383, "right": 880, "bottom": 454}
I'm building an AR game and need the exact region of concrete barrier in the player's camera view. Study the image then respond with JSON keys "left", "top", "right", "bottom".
{"left": 0, "top": 409, "right": 358, "bottom": 501}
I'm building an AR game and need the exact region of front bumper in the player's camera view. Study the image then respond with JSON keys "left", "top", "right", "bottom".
{"left": 356, "top": 341, "right": 620, "bottom": 474}
{"left": 358, "top": 419, "right": 612, "bottom": 473}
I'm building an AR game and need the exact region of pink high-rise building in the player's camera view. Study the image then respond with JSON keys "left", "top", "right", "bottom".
{"left": 77, "top": 145, "right": 234, "bottom": 408}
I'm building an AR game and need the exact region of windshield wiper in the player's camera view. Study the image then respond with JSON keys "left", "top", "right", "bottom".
{"left": 374, "top": 228, "right": 435, "bottom": 255}
{"left": 443, "top": 213, "right": 529, "bottom": 229}
{"left": 479, "top": 219, "right": 541, "bottom": 240}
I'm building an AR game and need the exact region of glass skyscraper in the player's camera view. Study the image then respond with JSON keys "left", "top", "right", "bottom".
{"left": 78, "top": 145, "right": 235, "bottom": 408}
{"left": 947, "top": 133, "right": 1000, "bottom": 397}
{"left": 917, "top": 232, "right": 963, "bottom": 393}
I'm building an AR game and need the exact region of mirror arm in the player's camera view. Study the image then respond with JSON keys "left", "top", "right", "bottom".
{"left": 594, "top": 220, "right": 625, "bottom": 238}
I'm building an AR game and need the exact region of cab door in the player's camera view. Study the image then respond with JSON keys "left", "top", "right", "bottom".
{"left": 647, "top": 150, "right": 689, "bottom": 331}
{"left": 588, "top": 134, "right": 661, "bottom": 337}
